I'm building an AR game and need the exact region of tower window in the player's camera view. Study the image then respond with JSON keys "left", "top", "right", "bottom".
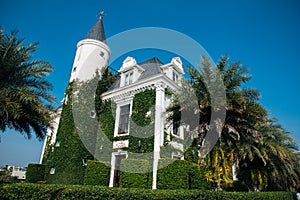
{"left": 50, "top": 167, "right": 55, "bottom": 175}
{"left": 118, "top": 104, "right": 130, "bottom": 134}
{"left": 55, "top": 140, "right": 60, "bottom": 147}
{"left": 100, "top": 51, "right": 105, "bottom": 57}
{"left": 73, "top": 66, "right": 77, "bottom": 72}
{"left": 90, "top": 111, "right": 96, "bottom": 118}
{"left": 124, "top": 72, "right": 133, "bottom": 86}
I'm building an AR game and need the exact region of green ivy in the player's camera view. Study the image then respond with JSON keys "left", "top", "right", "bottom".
{"left": 44, "top": 82, "right": 94, "bottom": 185}
{"left": 43, "top": 69, "right": 117, "bottom": 185}
{"left": 98, "top": 89, "right": 156, "bottom": 155}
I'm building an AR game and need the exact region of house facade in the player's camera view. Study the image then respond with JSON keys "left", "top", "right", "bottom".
{"left": 102, "top": 56, "right": 185, "bottom": 189}
{"left": 40, "top": 14, "right": 187, "bottom": 189}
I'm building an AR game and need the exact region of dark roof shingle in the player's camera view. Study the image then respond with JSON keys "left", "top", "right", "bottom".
{"left": 86, "top": 16, "right": 106, "bottom": 43}
{"left": 107, "top": 57, "right": 164, "bottom": 91}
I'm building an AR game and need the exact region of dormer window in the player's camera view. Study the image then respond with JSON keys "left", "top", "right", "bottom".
{"left": 125, "top": 72, "right": 133, "bottom": 86}
{"left": 118, "top": 57, "right": 145, "bottom": 87}
{"left": 172, "top": 71, "right": 179, "bottom": 82}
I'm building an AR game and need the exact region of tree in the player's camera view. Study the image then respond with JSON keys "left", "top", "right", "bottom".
{"left": 0, "top": 29, "right": 55, "bottom": 140}
{"left": 174, "top": 55, "right": 299, "bottom": 191}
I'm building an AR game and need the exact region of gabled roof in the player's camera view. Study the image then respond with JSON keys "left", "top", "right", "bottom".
{"left": 86, "top": 16, "right": 106, "bottom": 43}
{"left": 107, "top": 57, "right": 164, "bottom": 91}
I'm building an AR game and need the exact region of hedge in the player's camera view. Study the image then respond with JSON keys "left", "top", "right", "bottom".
{"left": 83, "top": 160, "right": 110, "bottom": 186}
{"left": 26, "top": 164, "right": 45, "bottom": 183}
{"left": 120, "top": 158, "right": 150, "bottom": 189}
{"left": 0, "top": 183, "right": 296, "bottom": 200}
{"left": 157, "top": 158, "right": 210, "bottom": 190}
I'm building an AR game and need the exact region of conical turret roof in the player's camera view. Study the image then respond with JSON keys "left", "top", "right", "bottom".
{"left": 86, "top": 13, "right": 106, "bottom": 43}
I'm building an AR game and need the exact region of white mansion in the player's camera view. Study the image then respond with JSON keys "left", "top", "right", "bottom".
{"left": 40, "top": 14, "right": 187, "bottom": 189}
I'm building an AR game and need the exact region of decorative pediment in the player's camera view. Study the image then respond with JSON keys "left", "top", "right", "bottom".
{"left": 119, "top": 56, "right": 137, "bottom": 73}
{"left": 171, "top": 57, "right": 184, "bottom": 74}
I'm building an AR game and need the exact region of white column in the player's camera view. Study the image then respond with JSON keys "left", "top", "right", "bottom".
{"left": 152, "top": 82, "right": 165, "bottom": 189}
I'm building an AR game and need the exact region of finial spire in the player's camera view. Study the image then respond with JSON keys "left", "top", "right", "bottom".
{"left": 99, "top": 11, "right": 105, "bottom": 20}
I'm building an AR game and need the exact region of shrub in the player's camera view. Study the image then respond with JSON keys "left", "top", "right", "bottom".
{"left": 157, "top": 159, "right": 189, "bottom": 189}
{"left": 157, "top": 158, "right": 209, "bottom": 190}
{"left": 0, "top": 183, "right": 296, "bottom": 200}
{"left": 120, "top": 158, "right": 150, "bottom": 189}
{"left": 83, "top": 160, "right": 110, "bottom": 186}
{"left": 223, "top": 180, "right": 249, "bottom": 192}
{"left": 26, "top": 164, "right": 45, "bottom": 183}
{"left": 189, "top": 163, "right": 211, "bottom": 190}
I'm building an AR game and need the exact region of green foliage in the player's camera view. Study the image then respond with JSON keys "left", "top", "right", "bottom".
{"left": 131, "top": 89, "right": 155, "bottom": 127}
{"left": 83, "top": 160, "right": 110, "bottom": 186}
{"left": 94, "top": 100, "right": 115, "bottom": 163}
{"left": 26, "top": 164, "right": 45, "bottom": 183}
{"left": 118, "top": 89, "right": 155, "bottom": 154}
{"left": 157, "top": 158, "right": 209, "bottom": 190}
{"left": 0, "top": 168, "right": 19, "bottom": 184}
{"left": 95, "top": 67, "right": 117, "bottom": 120}
{"left": 43, "top": 69, "right": 116, "bottom": 185}
{"left": 0, "top": 29, "right": 55, "bottom": 140}
{"left": 97, "top": 89, "right": 155, "bottom": 162}
{"left": 44, "top": 83, "right": 93, "bottom": 185}
{"left": 120, "top": 159, "right": 150, "bottom": 189}
{"left": 98, "top": 100, "right": 116, "bottom": 141}
{"left": 185, "top": 56, "right": 300, "bottom": 191}
{"left": 0, "top": 183, "right": 296, "bottom": 200}
{"left": 189, "top": 163, "right": 211, "bottom": 190}
{"left": 223, "top": 181, "right": 248, "bottom": 192}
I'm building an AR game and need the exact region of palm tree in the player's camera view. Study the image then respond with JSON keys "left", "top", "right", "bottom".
{"left": 238, "top": 119, "right": 300, "bottom": 191}
{"left": 183, "top": 56, "right": 263, "bottom": 189}
{"left": 184, "top": 56, "right": 299, "bottom": 191}
{"left": 0, "top": 30, "right": 55, "bottom": 140}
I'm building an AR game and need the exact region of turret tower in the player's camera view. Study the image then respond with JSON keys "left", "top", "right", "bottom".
{"left": 70, "top": 12, "right": 110, "bottom": 82}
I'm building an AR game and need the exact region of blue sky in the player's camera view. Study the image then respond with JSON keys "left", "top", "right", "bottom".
{"left": 0, "top": 0, "right": 299, "bottom": 167}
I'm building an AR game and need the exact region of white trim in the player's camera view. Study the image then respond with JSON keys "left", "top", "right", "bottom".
{"left": 113, "top": 98, "right": 133, "bottom": 137}
{"left": 109, "top": 151, "right": 128, "bottom": 187}
{"left": 102, "top": 74, "right": 179, "bottom": 101}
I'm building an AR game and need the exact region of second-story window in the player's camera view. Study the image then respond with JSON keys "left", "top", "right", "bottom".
{"left": 125, "top": 72, "right": 133, "bottom": 86}
{"left": 118, "top": 104, "right": 130, "bottom": 134}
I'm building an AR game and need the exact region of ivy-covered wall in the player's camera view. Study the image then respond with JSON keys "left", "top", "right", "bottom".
{"left": 97, "top": 89, "right": 156, "bottom": 159}
{"left": 43, "top": 69, "right": 116, "bottom": 185}
{"left": 44, "top": 83, "right": 93, "bottom": 184}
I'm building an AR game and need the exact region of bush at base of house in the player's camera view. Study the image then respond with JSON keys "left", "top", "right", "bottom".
{"left": 157, "top": 158, "right": 210, "bottom": 190}
{"left": 83, "top": 160, "right": 110, "bottom": 186}
{"left": 26, "top": 164, "right": 45, "bottom": 183}
{"left": 120, "top": 158, "right": 150, "bottom": 189}
{"left": 0, "top": 183, "right": 297, "bottom": 200}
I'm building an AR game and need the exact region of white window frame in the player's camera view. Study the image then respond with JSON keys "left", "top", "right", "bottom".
{"left": 124, "top": 71, "right": 134, "bottom": 86}
{"left": 171, "top": 125, "right": 184, "bottom": 139}
{"left": 114, "top": 99, "right": 133, "bottom": 137}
